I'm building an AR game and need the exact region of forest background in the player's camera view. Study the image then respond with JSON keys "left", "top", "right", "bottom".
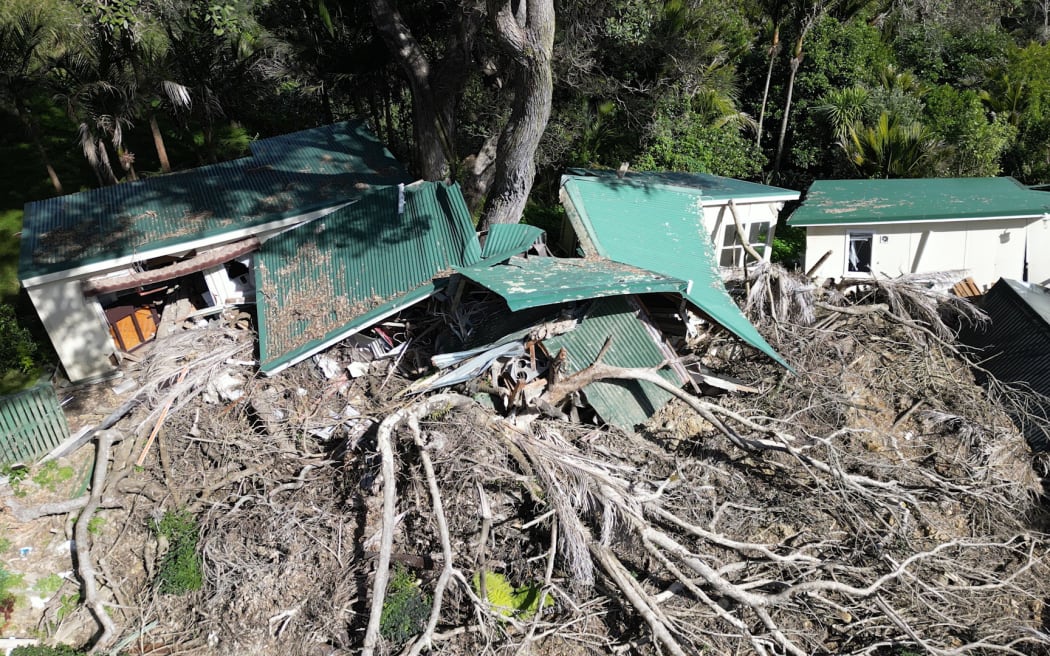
{"left": 3, "top": 0, "right": 1050, "bottom": 384}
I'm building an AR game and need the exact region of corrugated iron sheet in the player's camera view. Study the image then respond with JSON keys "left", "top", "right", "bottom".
{"left": 459, "top": 255, "right": 687, "bottom": 311}
{"left": 967, "top": 278, "right": 1050, "bottom": 450}
{"left": 255, "top": 182, "right": 482, "bottom": 375}
{"left": 566, "top": 168, "right": 799, "bottom": 203}
{"left": 542, "top": 296, "right": 685, "bottom": 431}
{"left": 562, "top": 176, "right": 789, "bottom": 369}
{"left": 20, "top": 121, "right": 410, "bottom": 281}
{"left": 789, "top": 177, "right": 1050, "bottom": 227}
{"left": 479, "top": 224, "right": 545, "bottom": 264}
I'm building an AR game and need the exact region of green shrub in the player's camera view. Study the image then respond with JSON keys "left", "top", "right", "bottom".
{"left": 472, "top": 570, "right": 553, "bottom": 619}
{"left": 150, "top": 510, "right": 203, "bottom": 594}
{"left": 0, "top": 303, "right": 39, "bottom": 376}
{"left": 379, "top": 567, "right": 430, "bottom": 645}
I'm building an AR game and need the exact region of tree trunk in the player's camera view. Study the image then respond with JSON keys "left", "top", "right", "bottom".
{"left": 150, "top": 113, "right": 172, "bottom": 173}
{"left": 477, "top": 0, "right": 555, "bottom": 233}
{"left": 21, "top": 114, "right": 63, "bottom": 194}
{"left": 772, "top": 49, "right": 802, "bottom": 178}
{"left": 755, "top": 26, "right": 780, "bottom": 149}
{"left": 368, "top": 0, "right": 467, "bottom": 181}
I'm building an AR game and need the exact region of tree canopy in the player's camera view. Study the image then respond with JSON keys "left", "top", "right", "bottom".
{"left": 5, "top": 0, "right": 1050, "bottom": 220}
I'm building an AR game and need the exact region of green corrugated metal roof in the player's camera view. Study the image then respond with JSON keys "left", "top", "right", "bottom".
{"left": 562, "top": 176, "right": 789, "bottom": 368}
{"left": 479, "top": 223, "right": 545, "bottom": 264}
{"left": 255, "top": 182, "right": 482, "bottom": 375}
{"left": 566, "top": 168, "right": 799, "bottom": 203}
{"left": 458, "top": 255, "right": 687, "bottom": 311}
{"left": 788, "top": 177, "right": 1050, "bottom": 227}
{"left": 543, "top": 296, "right": 684, "bottom": 431}
{"left": 20, "top": 121, "right": 410, "bottom": 281}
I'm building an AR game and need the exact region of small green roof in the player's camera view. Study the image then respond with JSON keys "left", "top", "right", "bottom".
{"left": 20, "top": 121, "right": 410, "bottom": 281}
{"left": 543, "top": 295, "right": 686, "bottom": 431}
{"left": 458, "top": 256, "right": 687, "bottom": 311}
{"left": 788, "top": 177, "right": 1050, "bottom": 227}
{"left": 566, "top": 168, "right": 799, "bottom": 204}
{"left": 562, "top": 176, "right": 789, "bottom": 368}
{"left": 255, "top": 182, "right": 482, "bottom": 375}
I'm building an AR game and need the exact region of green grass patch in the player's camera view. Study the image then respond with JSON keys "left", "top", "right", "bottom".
{"left": 33, "top": 573, "right": 63, "bottom": 598}
{"left": 31, "top": 461, "right": 75, "bottom": 491}
{"left": 150, "top": 509, "right": 203, "bottom": 594}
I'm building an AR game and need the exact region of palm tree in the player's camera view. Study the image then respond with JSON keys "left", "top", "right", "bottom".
{"left": 128, "top": 36, "right": 192, "bottom": 173}
{"left": 816, "top": 85, "right": 869, "bottom": 143}
{"left": 0, "top": 10, "right": 64, "bottom": 194}
{"left": 49, "top": 31, "right": 134, "bottom": 185}
{"left": 846, "top": 112, "right": 940, "bottom": 178}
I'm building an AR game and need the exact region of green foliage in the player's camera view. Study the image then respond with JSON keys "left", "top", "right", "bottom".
{"left": 925, "top": 85, "right": 1016, "bottom": 176}
{"left": 150, "top": 509, "right": 203, "bottom": 595}
{"left": 10, "top": 646, "right": 85, "bottom": 656}
{"left": 86, "top": 516, "right": 105, "bottom": 536}
{"left": 33, "top": 573, "right": 63, "bottom": 597}
{"left": 1, "top": 564, "right": 24, "bottom": 631}
{"left": 31, "top": 461, "right": 75, "bottom": 491}
{"left": 55, "top": 592, "right": 79, "bottom": 622}
{"left": 637, "top": 97, "right": 764, "bottom": 179}
{"left": 3, "top": 464, "right": 30, "bottom": 497}
{"left": 522, "top": 202, "right": 564, "bottom": 241}
{"left": 0, "top": 537, "right": 11, "bottom": 553}
{"left": 846, "top": 112, "right": 939, "bottom": 178}
{"left": 0, "top": 303, "right": 39, "bottom": 377}
{"left": 771, "top": 224, "right": 806, "bottom": 268}
{"left": 472, "top": 571, "right": 553, "bottom": 619}
{"left": 379, "top": 566, "right": 429, "bottom": 645}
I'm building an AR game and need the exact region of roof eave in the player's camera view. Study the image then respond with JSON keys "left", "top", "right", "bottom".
{"left": 789, "top": 212, "right": 1046, "bottom": 228}
{"left": 20, "top": 201, "right": 353, "bottom": 288}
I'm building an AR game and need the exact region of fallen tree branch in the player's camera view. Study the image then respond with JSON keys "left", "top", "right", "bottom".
{"left": 76, "top": 429, "right": 120, "bottom": 653}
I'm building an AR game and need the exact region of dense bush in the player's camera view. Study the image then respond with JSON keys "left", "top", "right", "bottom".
{"left": 0, "top": 304, "right": 39, "bottom": 376}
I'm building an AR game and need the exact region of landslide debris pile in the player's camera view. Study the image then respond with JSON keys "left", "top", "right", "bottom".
{"left": 3, "top": 274, "right": 1049, "bottom": 656}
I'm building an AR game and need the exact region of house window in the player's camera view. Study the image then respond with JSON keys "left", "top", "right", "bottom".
{"left": 847, "top": 232, "right": 873, "bottom": 273}
{"left": 719, "top": 222, "right": 770, "bottom": 267}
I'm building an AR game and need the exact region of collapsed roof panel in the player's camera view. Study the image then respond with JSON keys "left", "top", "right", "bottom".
{"left": 561, "top": 176, "right": 789, "bottom": 369}
{"left": 542, "top": 295, "right": 687, "bottom": 431}
{"left": 458, "top": 255, "right": 688, "bottom": 311}
{"left": 255, "top": 182, "right": 482, "bottom": 375}
{"left": 20, "top": 121, "right": 410, "bottom": 282}
{"left": 478, "top": 223, "right": 546, "bottom": 265}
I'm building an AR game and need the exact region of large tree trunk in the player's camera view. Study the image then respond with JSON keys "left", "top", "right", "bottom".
{"left": 368, "top": 0, "right": 478, "bottom": 181}
{"left": 150, "top": 113, "right": 172, "bottom": 173}
{"left": 477, "top": 0, "right": 555, "bottom": 233}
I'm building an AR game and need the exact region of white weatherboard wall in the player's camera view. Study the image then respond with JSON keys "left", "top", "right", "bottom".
{"left": 1028, "top": 218, "right": 1050, "bottom": 285}
{"left": 703, "top": 201, "right": 782, "bottom": 265}
{"left": 804, "top": 218, "right": 1031, "bottom": 289}
{"left": 26, "top": 279, "right": 117, "bottom": 382}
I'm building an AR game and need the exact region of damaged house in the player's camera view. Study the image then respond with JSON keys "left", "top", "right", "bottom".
{"left": 19, "top": 121, "right": 410, "bottom": 382}
{"left": 789, "top": 177, "right": 1050, "bottom": 290}
{"left": 20, "top": 121, "right": 789, "bottom": 432}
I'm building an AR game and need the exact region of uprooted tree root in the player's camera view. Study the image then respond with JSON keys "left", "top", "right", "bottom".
{"left": 7, "top": 295, "right": 1050, "bottom": 655}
